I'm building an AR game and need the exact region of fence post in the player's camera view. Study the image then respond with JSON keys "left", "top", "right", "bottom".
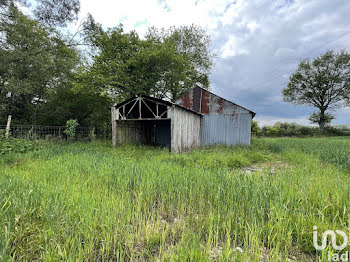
{"left": 111, "top": 107, "right": 117, "bottom": 147}
{"left": 5, "top": 115, "right": 12, "bottom": 138}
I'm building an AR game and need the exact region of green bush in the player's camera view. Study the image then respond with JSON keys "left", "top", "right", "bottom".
{"left": 0, "top": 137, "right": 35, "bottom": 155}
{"left": 63, "top": 119, "right": 79, "bottom": 141}
{"left": 253, "top": 121, "right": 350, "bottom": 137}
{"left": 251, "top": 120, "right": 261, "bottom": 137}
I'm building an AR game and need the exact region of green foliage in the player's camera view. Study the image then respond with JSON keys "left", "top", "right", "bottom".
{"left": 0, "top": 6, "right": 80, "bottom": 125}
{"left": 160, "top": 145, "right": 273, "bottom": 170}
{"left": 77, "top": 24, "right": 214, "bottom": 102}
{"left": 264, "top": 136, "right": 350, "bottom": 170}
{"left": 63, "top": 119, "right": 79, "bottom": 140}
{"left": 251, "top": 120, "right": 261, "bottom": 137}
{"left": 282, "top": 50, "right": 350, "bottom": 131}
{"left": 37, "top": 85, "right": 112, "bottom": 128}
{"left": 146, "top": 25, "right": 214, "bottom": 98}
{"left": 0, "top": 139, "right": 350, "bottom": 260}
{"left": 0, "top": 5, "right": 213, "bottom": 130}
{"left": 0, "top": 137, "right": 35, "bottom": 155}
{"left": 255, "top": 122, "right": 350, "bottom": 137}
{"left": 308, "top": 112, "right": 335, "bottom": 127}
{"left": 262, "top": 126, "right": 279, "bottom": 137}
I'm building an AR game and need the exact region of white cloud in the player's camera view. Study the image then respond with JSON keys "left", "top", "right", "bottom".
{"left": 220, "top": 36, "right": 250, "bottom": 58}
{"left": 78, "top": 0, "right": 230, "bottom": 36}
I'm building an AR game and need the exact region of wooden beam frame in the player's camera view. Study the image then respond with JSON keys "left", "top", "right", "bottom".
{"left": 113, "top": 96, "right": 170, "bottom": 120}
{"left": 141, "top": 99, "right": 157, "bottom": 118}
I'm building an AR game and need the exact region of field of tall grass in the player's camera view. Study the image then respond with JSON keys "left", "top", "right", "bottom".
{"left": 264, "top": 137, "right": 350, "bottom": 171}
{"left": 1, "top": 137, "right": 350, "bottom": 261}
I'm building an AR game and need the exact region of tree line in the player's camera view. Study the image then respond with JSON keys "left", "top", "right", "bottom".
{"left": 1, "top": 0, "right": 349, "bottom": 133}
{"left": 0, "top": 0, "right": 214, "bottom": 132}
{"left": 252, "top": 121, "right": 350, "bottom": 137}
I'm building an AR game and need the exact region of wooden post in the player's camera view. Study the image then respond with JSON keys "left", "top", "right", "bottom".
{"left": 5, "top": 115, "right": 12, "bottom": 138}
{"left": 111, "top": 107, "right": 117, "bottom": 147}
{"left": 139, "top": 97, "right": 142, "bottom": 119}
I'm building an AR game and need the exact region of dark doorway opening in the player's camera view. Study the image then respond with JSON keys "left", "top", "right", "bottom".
{"left": 154, "top": 120, "right": 171, "bottom": 147}
{"left": 116, "top": 119, "right": 171, "bottom": 148}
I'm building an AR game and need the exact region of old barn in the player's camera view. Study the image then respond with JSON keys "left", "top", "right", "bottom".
{"left": 111, "top": 86, "right": 255, "bottom": 153}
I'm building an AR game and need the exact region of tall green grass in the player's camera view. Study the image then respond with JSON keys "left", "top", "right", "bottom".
{"left": 263, "top": 137, "right": 350, "bottom": 170}
{"left": 0, "top": 139, "right": 349, "bottom": 261}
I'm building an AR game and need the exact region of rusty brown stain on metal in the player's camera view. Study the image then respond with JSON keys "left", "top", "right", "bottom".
{"left": 180, "top": 91, "right": 193, "bottom": 110}
{"left": 200, "top": 90, "right": 210, "bottom": 114}
{"left": 216, "top": 98, "right": 223, "bottom": 114}
{"left": 193, "top": 86, "right": 201, "bottom": 112}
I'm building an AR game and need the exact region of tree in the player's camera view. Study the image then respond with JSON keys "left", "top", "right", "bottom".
{"left": 251, "top": 120, "right": 261, "bottom": 136}
{"left": 283, "top": 50, "right": 350, "bottom": 132}
{"left": 0, "top": 0, "right": 80, "bottom": 27}
{"left": 77, "top": 24, "right": 214, "bottom": 103}
{"left": 38, "top": 85, "right": 112, "bottom": 128}
{"left": 0, "top": 6, "right": 80, "bottom": 124}
{"left": 146, "top": 24, "right": 215, "bottom": 99}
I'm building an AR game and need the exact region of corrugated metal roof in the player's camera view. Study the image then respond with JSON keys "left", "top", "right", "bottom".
{"left": 176, "top": 86, "right": 256, "bottom": 118}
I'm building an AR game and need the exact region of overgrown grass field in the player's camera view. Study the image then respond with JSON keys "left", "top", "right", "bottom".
{"left": 1, "top": 137, "right": 350, "bottom": 261}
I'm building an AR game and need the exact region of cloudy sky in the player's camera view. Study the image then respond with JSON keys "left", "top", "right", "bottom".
{"left": 77, "top": 0, "right": 350, "bottom": 125}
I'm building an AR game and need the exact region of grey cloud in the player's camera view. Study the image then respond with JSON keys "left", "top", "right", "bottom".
{"left": 209, "top": 0, "right": 350, "bottom": 125}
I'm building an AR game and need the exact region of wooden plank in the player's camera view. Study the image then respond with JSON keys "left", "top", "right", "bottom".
{"left": 125, "top": 99, "right": 138, "bottom": 118}
{"left": 170, "top": 106, "right": 176, "bottom": 153}
{"left": 159, "top": 109, "right": 168, "bottom": 118}
{"left": 139, "top": 97, "right": 142, "bottom": 119}
{"left": 111, "top": 108, "right": 117, "bottom": 146}
{"left": 116, "top": 108, "right": 120, "bottom": 120}
{"left": 143, "top": 97, "right": 170, "bottom": 108}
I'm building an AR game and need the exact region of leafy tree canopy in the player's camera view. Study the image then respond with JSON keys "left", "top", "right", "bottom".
{"left": 76, "top": 23, "right": 214, "bottom": 102}
{"left": 0, "top": 6, "right": 80, "bottom": 124}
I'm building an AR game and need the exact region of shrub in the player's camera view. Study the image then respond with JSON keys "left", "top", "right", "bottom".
{"left": 0, "top": 137, "right": 35, "bottom": 155}
{"left": 251, "top": 120, "right": 261, "bottom": 137}
{"left": 254, "top": 121, "right": 350, "bottom": 137}
{"left": 64, "top": 119, "right": 79, "bottom": 141}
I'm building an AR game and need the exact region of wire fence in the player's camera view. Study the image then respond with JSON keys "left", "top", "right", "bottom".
{"left": 0, "top": 125, "right": 93, "bottom": 140}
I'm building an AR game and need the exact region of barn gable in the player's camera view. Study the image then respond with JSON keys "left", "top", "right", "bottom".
{"left": 175, "top": 86, "right": 255, "bottom": 146}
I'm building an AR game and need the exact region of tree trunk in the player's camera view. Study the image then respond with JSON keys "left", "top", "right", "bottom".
{"left": 319, "top": 110, "right": 325, "bottom": 133}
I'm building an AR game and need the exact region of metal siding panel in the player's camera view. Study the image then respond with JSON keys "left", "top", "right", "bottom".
{"left": 201, "top": 114, "right": 251, "bottom": 146}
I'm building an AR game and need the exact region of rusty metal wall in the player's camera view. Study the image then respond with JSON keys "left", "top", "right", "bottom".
{"left": 201, "top": 113, "right": 252, "bottom": 146}
{"left": 171, "top": 106, "right": 201, "bottom": 153}
{"left": 176, "top": 87, "right": 251, "bottom": 115}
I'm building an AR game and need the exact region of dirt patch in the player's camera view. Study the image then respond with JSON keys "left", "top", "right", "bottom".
{"left": 241, "top": 161, "right": 292, "bottom": 175}
{"left": 208, "top": 245, "right": 243, "bottom": 260}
